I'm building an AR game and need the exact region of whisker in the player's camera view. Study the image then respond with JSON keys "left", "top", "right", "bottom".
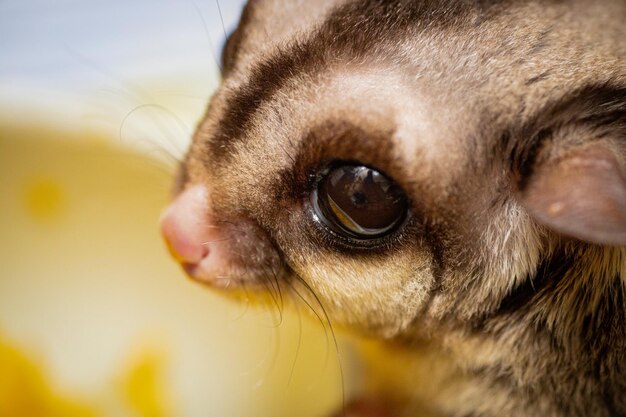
{"left": 261, "top": 276, "right": 283, "bottom": 328}
{"left": 267, "top": 265, "right": 285, "bottom": 321}
{"left": 286, "top": 280, "right": 330, "bottom": 351}
{"left": 202, "top": 224, "right": 223, "bottom": 230}
{"left": 245, "top": 285, "right": 281, "bottom": 384}
{"left": 214, "top": 219, "right": 247, "bottom": 232}
{"left": 275, "top": 272, "right": 285, "bottom": 314}
{"left": 141, "top": 148, "right": 181, "bottom": 169}
{"left": 285, "top": 278, "right": 334, "bottom": 389}
{"left": 201, "top": 238, "right": 232, "bottom": 244}
{"left": 149, "top": 91, "right": 211, "bottom": 101}
{"left": 188, "top": 0, "right": 223, "bottom": 74}
{"left": 118, "top": 102, "right": 190, "bottom": 157}
{"left": 216, "top": 0, "right": 229, "bottom": 47}
{"left": 63, "top": 44, "right": 190, "bottom": 157}
{"left": 63, "top": 43, "right": 151, "bottom": 102}
{"left": 265, "top": 301, "right": 282, "bottom": 373}
{"left": 231, "top": 280, "right": 251, "bottom": 322}
{"left": 287, "top": 301, "right": 303, "bottom": 387}
{"left": 290, "top": 274, "right": 346, "bottom": 416}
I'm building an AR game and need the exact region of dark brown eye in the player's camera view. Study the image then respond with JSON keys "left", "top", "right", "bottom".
{"left": 311, "top": 165, "right": 408, "bottom": 240}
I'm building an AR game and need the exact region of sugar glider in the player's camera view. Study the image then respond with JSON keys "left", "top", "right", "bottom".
{"left": 161, "top": 1, "right": 626, "bottom": 416}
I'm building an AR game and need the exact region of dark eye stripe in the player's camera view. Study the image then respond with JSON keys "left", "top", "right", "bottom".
{"left": 312, "top": 164, "right": 408, "bottom": 240}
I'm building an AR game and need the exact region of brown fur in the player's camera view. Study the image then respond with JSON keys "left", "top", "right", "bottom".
{"left": 175, "top": 1, "right": 626, "bottom": 416}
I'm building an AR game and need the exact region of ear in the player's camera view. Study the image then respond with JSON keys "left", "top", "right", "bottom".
{"left": 520, "top": 144, "right": 626, "bottom": 246}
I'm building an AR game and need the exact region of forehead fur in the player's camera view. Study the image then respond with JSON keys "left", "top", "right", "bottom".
{"left": 207, "top": 0, "right": 626, "bottom": 167}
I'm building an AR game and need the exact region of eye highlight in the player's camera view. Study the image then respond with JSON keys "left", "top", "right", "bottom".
{"left": 311, "top": 164, "right": 408, "bottom": 240}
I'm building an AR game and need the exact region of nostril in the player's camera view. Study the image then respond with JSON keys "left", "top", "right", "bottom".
{"left": 182, "top": 260, "right": 204, "bottom": 277}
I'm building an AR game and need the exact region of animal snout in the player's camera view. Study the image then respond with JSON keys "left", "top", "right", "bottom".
{"left": 160, "top": 184, "right": 281, "bottom": 289}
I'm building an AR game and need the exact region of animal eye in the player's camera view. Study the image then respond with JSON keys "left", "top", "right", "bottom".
{"left": 311, "top": 164, "right": 408, "bottom": 240}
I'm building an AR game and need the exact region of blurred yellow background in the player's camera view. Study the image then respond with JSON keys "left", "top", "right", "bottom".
{"left": 0, "top": 123, "right": 353, "bottom": 417}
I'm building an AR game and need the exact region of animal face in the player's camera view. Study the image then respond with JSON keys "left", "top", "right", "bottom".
{"left": 161, "top": 0, "right": 626, "bottom": 345}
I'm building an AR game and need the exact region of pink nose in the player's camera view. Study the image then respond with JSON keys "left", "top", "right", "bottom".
{"left": 160, "top": 184, "right": 227, "bottom": 285}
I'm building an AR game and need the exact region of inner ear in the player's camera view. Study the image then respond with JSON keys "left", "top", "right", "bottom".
{"left": 519, "top": 144, "right": 626, "bottom": 246}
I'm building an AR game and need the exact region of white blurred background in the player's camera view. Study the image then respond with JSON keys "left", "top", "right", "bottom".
{"left": 0, "top": 0, "right": 246, "bottom": 155}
